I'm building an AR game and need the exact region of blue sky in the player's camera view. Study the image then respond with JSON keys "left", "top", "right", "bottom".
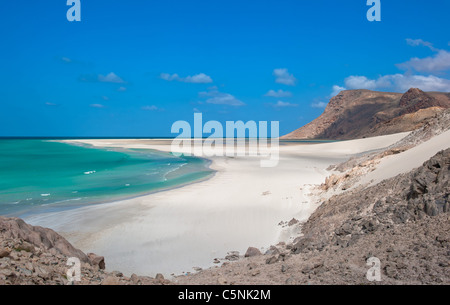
{"left": 0, "top": 0, "right": 449, "bottom": 137}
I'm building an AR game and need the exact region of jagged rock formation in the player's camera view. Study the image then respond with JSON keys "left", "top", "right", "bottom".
{"left": 282, "top": 88, "right": 450, "bottom": 140}
{"left": 0, "top": 217, "right": 171, "bottom": 285}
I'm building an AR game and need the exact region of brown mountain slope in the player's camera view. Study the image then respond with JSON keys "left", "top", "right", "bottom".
{"left": 282, "top": 88, "right": 450, "bottom": 140}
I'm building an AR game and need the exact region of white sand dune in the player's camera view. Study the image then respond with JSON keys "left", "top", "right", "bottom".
{"left": 358, "top": 129, "right": 450, "bottom": 187}
{"left": 26, "top": 133, "right": 408, "bottom": 277}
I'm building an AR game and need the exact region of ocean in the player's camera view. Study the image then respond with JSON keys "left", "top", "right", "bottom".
{"left": 0, "top": 140, "right": 213, "bottom": 217}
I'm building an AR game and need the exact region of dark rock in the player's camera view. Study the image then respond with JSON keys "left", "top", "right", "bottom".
{"left": 88, "top": 253, "right": 105, "bottom": 270}
{"left": 0, "top": 248, "right": 10, "bottom": 258}
{"left": 288, "top": 218, "right": 299, "bottom": 226}
{"left": 225, "top": 251, "right": 240, "bottom": 261}
{"left": 244, "top": 247, "right": 261, "bottom": 258}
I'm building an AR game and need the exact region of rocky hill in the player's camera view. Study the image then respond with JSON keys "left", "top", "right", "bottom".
{"left": 0, "top": 217, "right": 170, "bottom": 285}
{"left": 282, "top": 88, "right": 450, "bottom": 140}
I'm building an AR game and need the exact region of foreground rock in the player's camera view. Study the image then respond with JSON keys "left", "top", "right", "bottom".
{"left": 0, "top": 217, "right": 171, "bottom": 285}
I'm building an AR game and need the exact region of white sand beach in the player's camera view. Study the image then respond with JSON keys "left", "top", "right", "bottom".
{"left": 25, "top": 133, "right": 408, "bottom": 277}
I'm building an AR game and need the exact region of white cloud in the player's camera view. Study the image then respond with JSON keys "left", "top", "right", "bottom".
{"left": 397, "top": 50, "right": 450, "bottom": 73}
{"left": 273, "top": 68, "right": 297, "bottom": 86}
{"left": 160, "top": 73, "right": 178, "bottom": 81}
{"left": 344, "top": 74, "right": 450, "bottom": 92}
{"left": 345, "top": 76, "right": 378, "bottom": 90}
{"left": 45, "top": 102, "right": 58, "bottom": 106}
{"left": 331, "top": 85, "right": 346, "bottom": 97}
{"left": 117, "top": 86, "right": 127, "bottom": 92}
{"left": 398, "top": 39, "right": 450, "bottom": 72}
{"left": 199, "top": 88, "right": 245, "bottom": 106}
{"left": 264, "top": 89, "right": 292, "bottom": 98}
{"left": 90, "top": 104, "right": 105, "bottom": 108}
{"left": 61, "top": 57, "right": 72, "bottom": 63}
{"left": 271, "top": 101, "right": 298, "bottom": 108}
{"left": 206, "top": 93, "right": 244, "bottom": 106}
{"left": 311, "top": 101, "right": 328, "bottom": 109}
{"left": 160, "top": 73, "right": 213, "bottom": 84}
{"left": 98, "top": 72, "right": 125, "bottom": 83}
{"left": 388, "top": 74, "right": 450, "bottom": 92}
{"left": 336, "top": 39, "right": 450, "bottom": 94}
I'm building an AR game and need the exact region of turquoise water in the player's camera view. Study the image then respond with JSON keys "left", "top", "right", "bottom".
{"left": 0, "top": 140, "right": 213, "bottom": 217}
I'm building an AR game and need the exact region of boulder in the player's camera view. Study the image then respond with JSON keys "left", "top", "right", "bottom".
{"left": 244, "top": 247, "right": 261, "bottom": 258}
{"left": 0, "top": 248, "right": 10, "bottom": 258}
{"left": 87, "top": 253, "right": 105, "bottom": 270}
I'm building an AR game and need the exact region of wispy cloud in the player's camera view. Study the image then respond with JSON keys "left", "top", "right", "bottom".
{"left": 264, "top": 89, "right": 292, "bottom": 98}
{"left": 90, "top": 104, "right": 105, "bottom": 108}
{"left": 117, "top": 86, "right": 127, "bottom": 92}
{"left": 160, "top": 73, "right": 213, "bottom": 84}
{"left": 269, "top": 101, "right": 298, "bottom": 108}
{"left": 142, "top": 105, "right": 162, "bottom": 111}
{"left": 311, "top": 101, "right": 328, "bottom": 109}
{"left": 57, "top": 56, "right": 92, "bottom": 67}
{"left": 273, "top": 68, "right": 297, "bottom": 86}
{"left": 405, "top": 38, "right": 437, "bottom": 51}
{"left": 60, "top": 57, "right": 72, "bottom": 63}
{"left": 80, "top": 72, "right": 126, "bottom": 84}
{"left": 199, "top": 88, "right": 245, "bottom": 106}
{"left": 45, "top": 102, "right": 59, "bottom": 107}
{"left": 98, "top": 72, "right": 126, "bottom": 83}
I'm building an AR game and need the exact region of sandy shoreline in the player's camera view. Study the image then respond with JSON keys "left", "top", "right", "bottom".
{"left": 25, "top": 133, "right": 409, "bottom": 277}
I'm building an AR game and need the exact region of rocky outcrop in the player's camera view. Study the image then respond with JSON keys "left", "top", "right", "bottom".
{"left": 0, "top": 217, "right": 88, "bottom": 263}
{"left": 282, "top": 88, "right": 450, "bottom": 140}
{"left": 0, "top": 217, "right": 171, "bottom": 285}
{"left": 398, "top": 88, "right": 445, "bottom": 115}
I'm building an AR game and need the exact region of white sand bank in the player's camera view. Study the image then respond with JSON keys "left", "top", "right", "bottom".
{"left": 25, "top": 133, "right": 407, "bottom": 277}
{"left": 358, "top": 129, "right": 450, "bottom": 186}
